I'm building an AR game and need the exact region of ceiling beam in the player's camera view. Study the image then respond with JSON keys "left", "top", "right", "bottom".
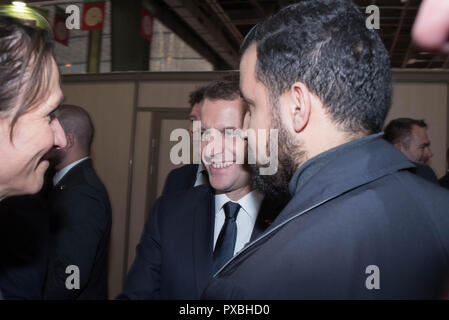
{"left": 143, "top": 0, "right": 230, "bottom": 69}
{"left": 390, "top": 1, "right": 410, "bottom": 55}
{"left": 161, "top": 0, "right": 239, "bottom": 68}
{"left": 203, "top": 0, "right": 243, "bottom": 43}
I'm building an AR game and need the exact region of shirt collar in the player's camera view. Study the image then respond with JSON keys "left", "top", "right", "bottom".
{"left": 53, "top": 157, "right": 89, "bottom": 186}
{"left": 215, "top": 190, "right": 264, "bottom": 218}
{"left": 197, "top": 163, "right": 205, "bottom": 176}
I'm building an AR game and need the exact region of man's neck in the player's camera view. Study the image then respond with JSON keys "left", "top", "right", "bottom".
{"left": 304, "top": 128, "right": 367, "bottom": 164}
{"left": 55, "top": 154, "right": 89, "bottom": 172}
{"left": 218, "top": 185, "right": 253, "bottom": 202}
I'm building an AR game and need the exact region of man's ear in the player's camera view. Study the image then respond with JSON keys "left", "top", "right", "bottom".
{"left": 288, "top": 82, "right": 312, "bottom": 133}
{"left": 65, "top": 133, "right": 75, "bottom": 150}
{"left": 393, "top": 142, "right": 403, "bottom": 151}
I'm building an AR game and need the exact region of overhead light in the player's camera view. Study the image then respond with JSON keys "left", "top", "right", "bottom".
{"left": 11, "top": 1, "right": 27, "bottom": 13}
{"left": 65, "top": 63, "right": 72, "bottom": 67}
{"left": 12, "top": 2, "right": 26, "bottom": 7}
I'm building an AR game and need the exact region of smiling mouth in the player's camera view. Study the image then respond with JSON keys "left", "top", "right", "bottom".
{"left": 210, "top": 161, "right": 234, "bottom": 169}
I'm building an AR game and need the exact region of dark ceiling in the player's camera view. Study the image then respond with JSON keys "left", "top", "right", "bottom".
{"left": 155, "top": 0, "right": 448, "bottom": 69}
{"left": 14, "top": 0, "right": 449, "bottom": 70}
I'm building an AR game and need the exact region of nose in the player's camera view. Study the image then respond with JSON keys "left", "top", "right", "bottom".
{"left": 51, "top": 118, "right": 67, "bottom": 149}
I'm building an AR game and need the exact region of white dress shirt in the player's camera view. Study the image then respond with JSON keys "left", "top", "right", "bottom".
{"left": 53, "top": 157, "right": 90, "bottom": 186}
{"left": 213, "top": 190, "right": 264, "bottom": 255}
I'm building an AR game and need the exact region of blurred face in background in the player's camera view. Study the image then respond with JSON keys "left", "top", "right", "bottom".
{"left": 398, "top": 125, "right": 433, "bottom": 164}
{"left": 189, "top": 102, "right": 202, "bottom": 135}
{"left": 190, "top": 102, "right": 202, "bottom": 162}
{"left": 201, "top": 97, "right": 252, "bottom": 201}
{"left": 0, "top": 58, "right": 66, "bottom": 198}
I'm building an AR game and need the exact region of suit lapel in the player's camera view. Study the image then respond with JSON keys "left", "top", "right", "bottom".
{"left": 249, "top": 196, "right": 287, "bottom": 241}
{"left": 192, "top": 186, "right": 215, "bottom": 296}
{"left": 187, "top": 164, "right": 199, "bottom": 188}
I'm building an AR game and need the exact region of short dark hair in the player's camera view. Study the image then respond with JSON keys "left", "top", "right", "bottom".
{"left": 240, "top": 0, "right": 392, "bottom": 134}
{"left": 0, "top": 14, "right": 56, "bottom": 137}
{"left": 203, "top": 73, "right": 240, "bottom": 102}
{"left": 56, "top": 105, "right": 95, "bottom": 152}
{"left": 188, "top": 86, "right": 207, "bottom": 109}
{"left": 384, "top": 118, "right": 427, "bottom": 148}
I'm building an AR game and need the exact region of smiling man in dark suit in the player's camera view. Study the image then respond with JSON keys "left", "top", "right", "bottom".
{"left": 202, "top": 0, "right": 449, "bottom": 299}
{"left": 43, "top": 104, "right": 111, "bottom": 300}
{"left": 119, "top": 76, "right": 286, "bottom": 300}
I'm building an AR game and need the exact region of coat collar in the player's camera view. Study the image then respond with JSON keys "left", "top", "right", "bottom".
{"left": 275, "top": 134, "right": 414, "bottom": 227}
{"left": 188, "top": 164, "right": 200, "bottom": 188}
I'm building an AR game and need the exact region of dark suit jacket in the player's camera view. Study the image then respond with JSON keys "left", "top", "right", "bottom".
{"left": 43, "top": 159, "right": 112, "bottom": 300}
{"left": 0, "top": 194, "right": 50, "bottom": 299}
{"left": 118, "top": 184, "right": 285, "bottom": 299}
{"left": 162, "top": 164, "right": 199, "bottom": 196}
{"left": 202, "top": 136, "right": 449, "bottom": 299}
{"left": 439, "top": 172, "right": 449, "bottom": 189}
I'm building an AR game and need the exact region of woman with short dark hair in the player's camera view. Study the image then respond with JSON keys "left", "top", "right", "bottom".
{"left": 0, "top": 12, "right": 66, "bottom": 201}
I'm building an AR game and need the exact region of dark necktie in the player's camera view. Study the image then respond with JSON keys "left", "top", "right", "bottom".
{"left": 213, "top": 201, "right": 241, "bottom": 273}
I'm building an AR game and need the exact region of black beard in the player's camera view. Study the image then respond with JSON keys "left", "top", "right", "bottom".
{"left": 43, "top": 147, "right": 64, "bottom": 169}
{"left": 249, "top": 114, "right": 303, "bottom": 200}
{"left": 249, "top": 150, "right": 297, "bottom": 199}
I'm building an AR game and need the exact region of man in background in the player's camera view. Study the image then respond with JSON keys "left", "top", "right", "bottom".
{"left": 384, "top": 118, "right": 438, "bottom": 183}
{"left": 439, "top": 148, "right": 449, "bottom": 189}
{"left": 43, "top": 104, "right": 111, "bottom": 300}
{"left": 162, "top": 86, "right": 208, "bottom": 195}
